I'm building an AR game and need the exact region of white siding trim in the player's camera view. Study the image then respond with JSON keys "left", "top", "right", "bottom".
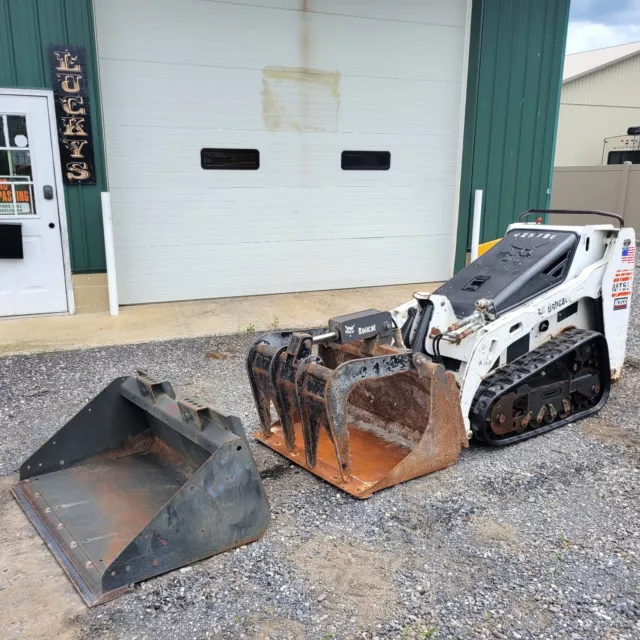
{"left": 449, "top": 0, "right": 472, "bottom": 275}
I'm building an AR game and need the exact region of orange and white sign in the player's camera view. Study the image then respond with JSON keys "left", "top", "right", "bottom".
{"left": 0, "top": 182, "right": 32, "bottom": 215}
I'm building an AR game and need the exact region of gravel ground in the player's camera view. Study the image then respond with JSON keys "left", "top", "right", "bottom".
{"left": 1, "top": 289, "right": 639, "bottom": 640}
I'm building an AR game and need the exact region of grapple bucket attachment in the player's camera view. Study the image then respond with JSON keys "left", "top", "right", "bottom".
{"left": 11, "top": 372, "right": 270, "bottom": 606}
{"left": 248, "top": 332, "right": 468, "bottom": 498}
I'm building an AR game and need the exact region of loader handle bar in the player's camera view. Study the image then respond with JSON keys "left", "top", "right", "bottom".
{"left": 519, "top": 209, "right": 624, "bottom": 227}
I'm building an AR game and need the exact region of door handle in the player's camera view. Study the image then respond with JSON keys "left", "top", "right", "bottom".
{"left": 43, "top": 185, "right": 54, "bottom": 200}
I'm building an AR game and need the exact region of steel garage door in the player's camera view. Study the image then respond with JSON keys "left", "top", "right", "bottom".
{"left": 94, "top": 0, "right": 468, "bottom": 304}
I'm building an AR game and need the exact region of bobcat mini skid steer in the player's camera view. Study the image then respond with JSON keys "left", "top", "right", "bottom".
{"left": 248, "top": 210, "right": 636, "bottom": 497}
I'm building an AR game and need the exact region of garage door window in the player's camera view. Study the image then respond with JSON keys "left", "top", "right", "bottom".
{"left": 201, "top": 148, "right": 260, "bottom": 170}
{"left": 341, "top": 150, "right": 391, "bottom": 170}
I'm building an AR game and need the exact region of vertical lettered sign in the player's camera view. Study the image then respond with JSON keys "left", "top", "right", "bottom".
{"left": 49, "top": 44, "right": 97, "bottom": 185}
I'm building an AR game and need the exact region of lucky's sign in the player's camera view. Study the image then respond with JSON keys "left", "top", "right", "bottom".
{"left": 49, "top": 44, "right": 97, "bottom": 185}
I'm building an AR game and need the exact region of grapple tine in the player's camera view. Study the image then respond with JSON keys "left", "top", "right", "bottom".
{"left": 324, "top": 353, "right": 414, "bottom": 480}
{"left": 246, "top": 332, "right": 295, "bottom": 436}
{"left": 271, "top": 333, "right": 314, "bottom": 450}
{"left": 247, "top": 330, "right": 323, "bottom": 443}
{"left": 295, "top": 356, "right": 331, "bottom": 470}
{"left": 247, "top": 343, "right": 277, "bottom": 436}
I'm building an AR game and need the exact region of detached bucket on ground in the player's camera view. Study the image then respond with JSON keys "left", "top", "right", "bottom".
{"left": 12, "top": 372, "right": 270, "bottom": 606}
{"left": 248, "top": 331, "right": 468, "bottom": 498}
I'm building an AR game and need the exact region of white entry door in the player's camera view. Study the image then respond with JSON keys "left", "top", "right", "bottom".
{"left": 0, "top": 93, "right": 68, "bottom": 316}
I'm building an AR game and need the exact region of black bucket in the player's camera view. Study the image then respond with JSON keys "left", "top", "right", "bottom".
{"left": 12, "top": 372, "right": 270, "bottom": 606}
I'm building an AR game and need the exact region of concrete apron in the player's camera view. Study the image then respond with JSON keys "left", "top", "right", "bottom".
{"left": 0, "top": 283, "right": 439, "bottom": 357}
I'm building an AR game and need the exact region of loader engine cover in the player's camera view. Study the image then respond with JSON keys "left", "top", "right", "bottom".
{"left": 435, "top": 228, "right": 579, "bottom": 317}
{"left": 11, "top": 372, "right": 270, "bottom": 606}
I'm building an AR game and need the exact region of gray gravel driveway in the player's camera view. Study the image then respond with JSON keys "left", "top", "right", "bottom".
{"left": 1, "top": 289, "right": 639, "bottom": 640}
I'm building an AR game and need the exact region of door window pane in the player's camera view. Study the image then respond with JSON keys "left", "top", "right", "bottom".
{"left": 0, "top": 150, "right": 8, "bottom": 176}
{"left": 14, "top": 184, "right": 34, "bottom": 214}
{"left": 0, "top": 150, "right": 32, "bottom": 178}
{"left": 0, "top": 182, "right": 35, "bottom": 216}
{"left": 7, "top": 116, "right": 28, "bottom": 147}
{"left": 341, "top": 150, "right": 391, "bottom": 170}
{"left": 201, "top": 148, "right": 260, "bottom": 170}
{"left": 12, "top": 150, "right": 31, "bottom": 177}
{"left": 0, "top": 183, "right": 16, "bottom": 215}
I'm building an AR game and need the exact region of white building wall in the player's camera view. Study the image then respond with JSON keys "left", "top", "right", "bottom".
{"left": 555, "top": 53, "right": 640, "bottom": 166}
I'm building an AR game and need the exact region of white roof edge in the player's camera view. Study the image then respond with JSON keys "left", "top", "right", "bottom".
{"left": 563, "top": 41, "right": 640, "bottom": 84}
{"left": 564, "top": 49, "right": 640, "bottom": 84}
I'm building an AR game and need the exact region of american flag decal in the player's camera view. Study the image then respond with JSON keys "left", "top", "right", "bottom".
{"left": 622, "top": 244, "right": 636, "bottom": 264}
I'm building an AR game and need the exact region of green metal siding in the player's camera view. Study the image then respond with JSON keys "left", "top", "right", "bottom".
{"left": 455, "top": 0, "right": 570, "bottom": 271}
{"left": 0, "top": 0, "right": 106, "bottom": 272}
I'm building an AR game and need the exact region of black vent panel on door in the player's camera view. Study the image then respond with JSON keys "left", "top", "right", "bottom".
{"left": 341, "top": 151, "right": 390, "bottom": 170}
{"left": 0, "top": 224, "right": 23, "bottom": 259}
{"left": 201, "top": 149, "right": 260, "bottom": 170}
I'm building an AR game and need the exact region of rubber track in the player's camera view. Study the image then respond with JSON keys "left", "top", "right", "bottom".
{"left": 470, "top": 328, "right": 611, "bottom": 446}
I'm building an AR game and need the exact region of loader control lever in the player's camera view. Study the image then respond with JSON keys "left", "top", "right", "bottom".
{"left": 312, "top": 309, "right": 394, "bottom": 345}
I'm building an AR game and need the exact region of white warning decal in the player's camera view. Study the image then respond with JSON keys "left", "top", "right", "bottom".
{"left": 612, "top": 269, "right": 633, "bottom": 310}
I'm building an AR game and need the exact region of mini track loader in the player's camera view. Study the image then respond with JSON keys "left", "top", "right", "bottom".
{"left": 249, "top": 210, "right": 635, "bottom": 497}
{"left": 12, "top": 372, "right": 270, "bottom": 606}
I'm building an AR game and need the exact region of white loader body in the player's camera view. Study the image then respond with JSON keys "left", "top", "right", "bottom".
{"left": 392, "top": 223, "right": 636, "bottom": 432}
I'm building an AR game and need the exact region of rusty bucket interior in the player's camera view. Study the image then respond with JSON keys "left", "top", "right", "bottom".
{"left": 12, "top": 372, "right": 269, "bottom": 606}
{"left": 249, "top": 333, "right": 469, "bottom": 497}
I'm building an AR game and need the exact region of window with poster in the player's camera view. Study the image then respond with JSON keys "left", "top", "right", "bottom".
{"left": 0, "top": 113, "right": 35, "bottom": 216}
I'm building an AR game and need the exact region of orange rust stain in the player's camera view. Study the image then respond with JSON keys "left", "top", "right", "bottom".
{"left": 91, "top": 463, "right": 171, "bottom": 566}
{"left": 255, "top": 421, "right": 409, "bottom": 496}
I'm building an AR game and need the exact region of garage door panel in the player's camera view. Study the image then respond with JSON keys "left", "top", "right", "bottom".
{"left": 111, "top": 193, "right": 455, "bottom": 247}
{"left": 96, "top": 0, "right": 464, "bottom": 82}
{"left": 219, "top": 0, "right": 467, "bottom": 26}
{"left": 100, "top": 58, "right": 462, "bottom": 136}
{"left": 102, "top": 127, "right": 458, "bottom": 187}
{"left": 110, "top": 185, "right": 456, "bottom": 208}
{"left": 112, "top": 222, "right": 454, "bottom": 247}
{"left": 305, "top": 16, "right": 465, "bottom": 82}
{"left": 114, "top": 233, "right": 452, "bottom": 304}
{"left": 105, "top": 155, "right": 458, "bottom": 188}
{"left": 99, "top": 63, "right": 263, "bottom": 131}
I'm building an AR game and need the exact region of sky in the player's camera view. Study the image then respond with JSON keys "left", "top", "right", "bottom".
{"left": 567, "top": 0, "right": 640, "bottom": 54}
